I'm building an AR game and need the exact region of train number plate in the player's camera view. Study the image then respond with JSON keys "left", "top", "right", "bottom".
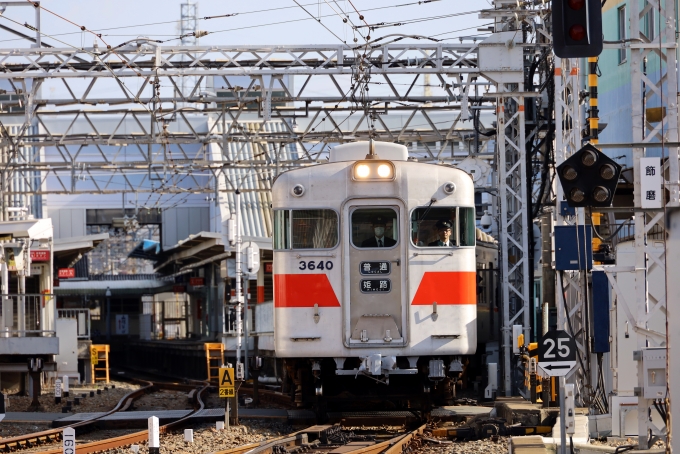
{"left": 359, "top": 261, "right": 391, "bottom": 275}
{"left": 360, "top": 278, "right": 391, "bottom": 293}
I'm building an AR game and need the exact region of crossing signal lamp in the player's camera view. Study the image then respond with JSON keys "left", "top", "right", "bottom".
{"left": 557, "top": 144, "right": 621, "bottom": 207}
{"left": 552, "top": 0, "right": 603, "bottom": 58}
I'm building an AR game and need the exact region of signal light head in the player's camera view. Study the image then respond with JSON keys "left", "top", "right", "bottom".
{"left": 562, "top": 165, "right": 578, "bottom": 181}
{"left": 570, "top": 188, "right": 586, "bottom": 203}
{"left": 593, "top": 186, "right": 610, "bottom": 203}
{"left": 569, "top": 24, "right": 587, "bottom": 41}
{"left": 581, "top": 150, "right": 597, "bottom": 166}
{"left": 553, "top": 0, "right": 603, "bottom": 58}
{"left": 600, "top": 164, "right": 616, "bottom": 180}
{"left": 556, "top": 143, "right": 621, "bottom": 207}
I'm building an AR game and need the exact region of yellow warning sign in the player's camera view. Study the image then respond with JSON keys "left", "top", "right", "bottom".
{"left": 219, "top": 387, "right": 235, "bottom": 397}
{"left": 90, "top": 346, "right": 98, "bottom": 366}
{"left": 218, "top": 367, "right": 234, "bottom": 398}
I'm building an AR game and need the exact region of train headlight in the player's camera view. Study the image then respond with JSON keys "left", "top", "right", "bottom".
{"left": 377, "top": 164, "right": 391, "bottom": 178}
{"left": 352, "top": 161, "right": 395, "bottom": 181}
{"left": 356, "top": 164, "right": 370, "bottom": 178}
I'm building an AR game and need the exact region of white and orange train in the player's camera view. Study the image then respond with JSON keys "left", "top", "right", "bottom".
{"left": 270, "top": 141, "right": 494, "bottom": 409}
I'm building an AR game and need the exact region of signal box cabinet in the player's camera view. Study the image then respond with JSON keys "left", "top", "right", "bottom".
{"left": 554, "top": 225, "right": 593, "bottom": 271}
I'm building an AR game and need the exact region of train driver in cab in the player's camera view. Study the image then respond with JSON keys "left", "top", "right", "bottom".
{"left": 362, "top": 216, "right": 397, "bottom": 247}
{"left": 429, "top": 219, "right": 453, "bottom": 247}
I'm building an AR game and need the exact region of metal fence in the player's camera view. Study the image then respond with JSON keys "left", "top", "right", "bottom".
{"left": 615, "top": 221, "right": 665, "bottom": 244}
{"left": 142, "top": 297, "right": 190, "bottom": 340}
{"left": 57, "top": 308, "right": 91, "bottom": 339}
{"left": 0, "top": 294, "right": 56, "bottom": 337}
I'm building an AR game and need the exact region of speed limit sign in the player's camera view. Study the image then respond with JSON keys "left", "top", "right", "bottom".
{"left": 537, "top": 330, "right": 577, "bottom": 377}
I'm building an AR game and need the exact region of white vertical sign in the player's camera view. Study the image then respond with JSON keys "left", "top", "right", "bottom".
{"left": 115, "top": 314, "right": 129, "bottom": 335}
{"left": 62, "top": 427, "right": 76, "bottom": 454}
{"left": 148, "top": 416, "right": 160, "bottom": 449}
{"left": 640, "top": 157, "right": 662, "bottom": 208}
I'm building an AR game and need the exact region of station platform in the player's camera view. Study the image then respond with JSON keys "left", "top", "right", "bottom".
{"left": 110, "top": 339, "right": 274, "bottom": 381}
{"left": 115, "top": 339, "right": 215, "bottom": 380}
{"left": 4, "top": 412, "right": 65, "bottom": 423}
{"left": 51, "top": 408, "right": 315, "bottom": 428}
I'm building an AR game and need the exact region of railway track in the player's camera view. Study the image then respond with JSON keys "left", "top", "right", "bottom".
{"left": 213, "top": 424, "right": 427, "bottom": 454}
{"left": 0, "top": 379, "right": 207, "bottom": 453}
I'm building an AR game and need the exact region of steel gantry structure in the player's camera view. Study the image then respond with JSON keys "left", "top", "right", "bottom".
{"left": 0, "top": 42, "right": 496, "bottom": 200}
{"left": 0, "top": 0, "right": 556, "bottom": 397}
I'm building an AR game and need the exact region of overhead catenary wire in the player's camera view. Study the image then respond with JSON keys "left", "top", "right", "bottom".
{"left": 291, "top": 0, "right": 348, "bottom": 45}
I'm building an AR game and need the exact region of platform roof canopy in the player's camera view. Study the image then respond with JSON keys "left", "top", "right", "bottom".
{"left": 153, "top": 231, "right": 230, "bottom": 274}
{"left": 0, "top": 218, "right": 52, "bottom": 240}
{"left": 53, "top": 233, "right": 109, "bottom": 269}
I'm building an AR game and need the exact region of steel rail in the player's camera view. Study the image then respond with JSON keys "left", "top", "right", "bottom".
{"left": 236, "top": 423, "right": 426, "bottom": 454}
{"left": 37, "top": 380, "right": 211, "bottom": 454}
{"left": 0, "top": 380, "right": 155, "bottom": 452}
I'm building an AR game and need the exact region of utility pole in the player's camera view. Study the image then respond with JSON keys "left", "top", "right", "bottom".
{"left": 233, "top": 190, "right": 244, "bottom": 381}
{"left": 668, "top": 211, "right": 680, "bottom": 453}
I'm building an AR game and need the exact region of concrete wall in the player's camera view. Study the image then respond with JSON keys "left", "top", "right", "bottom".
{"left": 48, "top": 208, "right": 86, "bottom": 239}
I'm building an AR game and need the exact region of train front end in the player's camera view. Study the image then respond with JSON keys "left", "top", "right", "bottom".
{"left": 271, "top": 142, "right": 477, "bottom": 407}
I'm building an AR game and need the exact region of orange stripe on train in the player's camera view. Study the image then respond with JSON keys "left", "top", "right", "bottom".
{"left": 274, "top": 274, "right": 341, "bottom": 307}
{"left": 411, "top": 271, "right": 477, "bottom": 305}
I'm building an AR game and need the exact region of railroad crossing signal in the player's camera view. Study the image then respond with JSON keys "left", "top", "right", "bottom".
{"left": 537, "top": 330, "right": 577, "bottom": 377}
{"left": 218, "top": 367, "right": 235, "bottom": 398}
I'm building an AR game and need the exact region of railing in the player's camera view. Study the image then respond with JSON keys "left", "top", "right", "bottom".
{"left": 615, "top": 221, "right": 665, "bottom": 244}
{"left": 142, "top": 298, "right": 189, "bottom": 340}
{"left": 0, "top": 294, "right": 56, "bottom": 337}
{"left": 57, "top": 308, "right": 91, "bottom": 339}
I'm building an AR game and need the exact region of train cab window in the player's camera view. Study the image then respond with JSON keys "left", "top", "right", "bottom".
{"left": 351, "top": 208, "right": 399, "bottom": 248}
{"left": 410, "top": 207, "right": 476, "bottom": 247}
{"left": 410, "top": 207, "right": 455, "bottom": 247}
{"left": 273, "top": 209, "right": 338, "bottom": 250}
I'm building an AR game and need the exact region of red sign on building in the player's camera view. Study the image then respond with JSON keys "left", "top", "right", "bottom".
{"left": 173, "top": 285, "right": 186, "bottom": 293}
{"left": 265, "top": 262, "right": 273, "bottom": 273}
{"left": 190, "top": 277, "right": 205, "bottom": 287}
{"left": 58, "top": 268, "right": 75, "bottom": 279}
{"left": 30, "top": 250, "right": 50, "bottom": 262}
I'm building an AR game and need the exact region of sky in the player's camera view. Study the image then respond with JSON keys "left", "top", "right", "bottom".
{"left": 0, "top": 0, "right": 492, "bottom": 49}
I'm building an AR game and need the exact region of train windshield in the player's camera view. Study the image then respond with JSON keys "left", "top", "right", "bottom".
{"left": 410, "top": 207, "right": 476, "bottom": 247}
{"left": 351, "top": 207, "right": 399, "bottom": 248}
{"left": 273, "top": 209, "right": 338, "bottom": 249}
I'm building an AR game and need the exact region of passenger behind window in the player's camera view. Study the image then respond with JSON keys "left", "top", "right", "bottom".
{"left": 361, "top": 217, "right": 397, "bottom": 247}
{"left": 428, "top": 219, "right": 454, "bottom": 247}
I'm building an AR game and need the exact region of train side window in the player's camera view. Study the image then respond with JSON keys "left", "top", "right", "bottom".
{"left": 274, "top": 209, "right": 339, "bottom": 250}
{"left": 458, "top": 207, "right": 476, "bottom": 247}
{"left": 273, "top": 210, "right": 290, "bottom": 250}
{"left": 291, "top": 210, "right": 338, "bottom": 249}
{"left": 351, "top": 208, "right": 399, "bottom": 248}
{"left": 410, "top": 207, "right": 457, "bottom": 247}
